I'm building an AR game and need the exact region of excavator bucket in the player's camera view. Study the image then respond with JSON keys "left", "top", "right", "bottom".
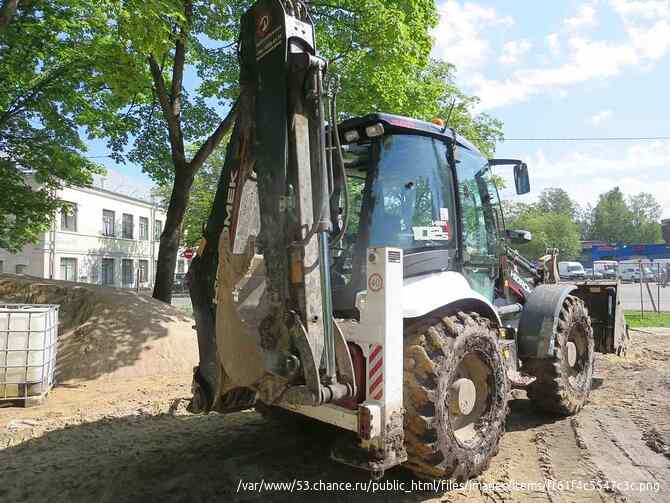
{"left": 573, "top": 281, "right": 630, "bottom": 355}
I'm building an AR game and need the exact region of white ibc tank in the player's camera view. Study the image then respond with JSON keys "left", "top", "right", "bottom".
{"left": 0, "top": 304, "right": 58, "bottom": 400}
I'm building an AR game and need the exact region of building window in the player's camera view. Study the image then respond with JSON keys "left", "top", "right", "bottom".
{"left": 154, "top": 219, "right": 163, "bottom": 241}
{"left": 122, "top": 214, "right": 134, "bottom": 239}
{"left": 103, "top": 210, "right": 115, "bottom": 237}
{"left": 138, "top": 260, "right": 148, "bottom": 283}
{"left": 122, "top": 259, "right": 134, "bottom": 286}
{"left": 139, "top": 217, "right": 149, "bottom": 240}
{"left": 60, "top": 257, "right": 77, "bottom": 282}
{"left": 177, "top": 260, "right": 185, "bottom": 274}
{"left": 61, "top": 202, "right": 77, "bottom": 232}
{"left": 15, "top": 264, "right": 27, "bottom": 274}
{"left": 90, "top": 262, "right": 99, "bottom": 284}
{"left": 102, "top": 258, "right": 115, "bottom": 285}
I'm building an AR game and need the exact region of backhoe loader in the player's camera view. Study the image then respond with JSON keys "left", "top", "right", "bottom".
{"left": 187, "top": 0, "right": 628, "bottom": 480}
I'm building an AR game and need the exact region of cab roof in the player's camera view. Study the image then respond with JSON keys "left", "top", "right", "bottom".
{"left": 338, "top": 112, "right": 482, "bottom": 154}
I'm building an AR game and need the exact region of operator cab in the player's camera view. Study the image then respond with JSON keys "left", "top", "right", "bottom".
{"left": 331, "top": 113, "right": 508, "bottom": 316}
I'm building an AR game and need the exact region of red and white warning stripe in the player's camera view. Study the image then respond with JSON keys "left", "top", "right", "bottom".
{"left": 368, "top": 344, "right": 384, "bottom": 401}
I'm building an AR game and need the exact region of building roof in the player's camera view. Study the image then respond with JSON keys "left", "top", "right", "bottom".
{"left": 90, "top": 171, "right": 159, "bottom": 207}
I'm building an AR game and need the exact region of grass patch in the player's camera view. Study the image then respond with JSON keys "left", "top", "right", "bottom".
{"left": 624, "top": 310, "right": 670, "bottom": 328}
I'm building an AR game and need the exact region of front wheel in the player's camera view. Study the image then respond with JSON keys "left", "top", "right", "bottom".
{"left": 523, "top": 295, "right": 594, "bottom": 416}
{"left": 403, "top": 312, "right": 509, "bottom": 481}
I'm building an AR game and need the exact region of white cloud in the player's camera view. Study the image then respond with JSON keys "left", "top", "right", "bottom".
{"left": 546, "top": 33, "right": 561, "bottom": 56}
{"left": 610, "top": 0, "right": 670, "bottom": 19}
{"left": 471, "top": 4, "right": 670, "bottom": 110}
{"left": 590, "top": 109, "right": 614, "bottom": 125}
{"left": 433, "top": 1, "right": 514, "bottom": 75}
{"left": 516, "top": 142, "right": 670, "bottom": 217}
{"left": 499, "top": 39, "right": 533, "bottom": 64}
{"left": 432, "top": 0, "right": 670, "bottom": 111}
{"left": 565, "top": 4, "right": 598, "bottom": 29}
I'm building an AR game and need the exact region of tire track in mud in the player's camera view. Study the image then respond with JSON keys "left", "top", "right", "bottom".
{"left": 573, "top": 407, "right": 669, "bottom": 503}
{"left": 535, "top": 415, "right": 623, "bottom": 503}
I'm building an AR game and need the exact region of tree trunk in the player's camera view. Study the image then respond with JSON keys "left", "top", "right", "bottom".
{"left": 0, "top": 0, "right": 19, "bottom": 31}
{"left": 153, "top": 166, "right": 195, "bottom": 303}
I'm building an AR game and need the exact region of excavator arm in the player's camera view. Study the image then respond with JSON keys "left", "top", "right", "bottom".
{"left": 188, "top": 0, "right": 354, "bottom": 412}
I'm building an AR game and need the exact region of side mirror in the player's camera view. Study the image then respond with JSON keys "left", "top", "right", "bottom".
{"left": 514, "top": 163, "right": 530, "bottom": 195}
{"left": 506, "top": 229, "right": 532, "bottom": 244}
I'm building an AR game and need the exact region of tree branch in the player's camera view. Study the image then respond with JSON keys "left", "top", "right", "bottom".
{"left": 148, "top": 54, "right": 186, "bottom": 167}
{"left": 170, "top": 0, "right": 192, "bottom": 119}
{"left": 0, "top": 0, "right": 19, "bottom": 32}
{"left": 190, "top": 100, "right": 239, "bottom": 172}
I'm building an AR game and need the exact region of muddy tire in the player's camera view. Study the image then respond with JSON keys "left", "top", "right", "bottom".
{"left": 403, "top": 312, "right": 509, "bottom": 481}
{"left": 523, "top": 295, "right": 594, "bottom": 416}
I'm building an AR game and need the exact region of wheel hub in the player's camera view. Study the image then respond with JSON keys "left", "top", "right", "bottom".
{"left": 449, "top": 378, "right": 476, "bottom": 416}
{"left": 566, "top": 341, "right": 578, "bottom": 367}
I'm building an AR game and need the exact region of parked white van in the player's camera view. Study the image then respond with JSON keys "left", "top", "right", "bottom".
{"left": 558, "top": 261, "right": 586, "bottom": 280}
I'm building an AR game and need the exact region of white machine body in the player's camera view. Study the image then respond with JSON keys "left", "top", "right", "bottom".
{"left": 285, "top": 247, "right": 500, "bottom": 469}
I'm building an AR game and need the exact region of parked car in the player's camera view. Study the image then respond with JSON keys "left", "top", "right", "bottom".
{"left": 593, "top": 260, "right": 618, "bottom": 279}
{"left": 619, "top": 262, "right": 655, "bottom": 283}
{"left": 584, "top": 268, "right": 604, "bottom": 280}
{"left": 173, "top": 272, "right": 188, "bottom": 293}
{"left": 558, "top": 261, "right": 586, "bottom": 280}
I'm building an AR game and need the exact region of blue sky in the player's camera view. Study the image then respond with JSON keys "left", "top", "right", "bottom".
{"left": 96, "top": 0, "right": 670, "bottom": 216}
{"left": 434, "top": 0, "right": 670, "bottom": 215}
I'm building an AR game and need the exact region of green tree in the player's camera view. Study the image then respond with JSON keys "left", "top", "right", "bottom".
{"left": 153, "top": 145, "right": 226, "bottom": 249}
{"left": 536, "top": 188, "right": 577, "bottom": 218}
{"left": 591, "top": 187, "right": 632, "bottom": 243}
{"left": 513, "top": 211, "right": 581, "bottom": 260}
{"left": 628, "top": 192, "right": 663, "bottom": 243}
{"left": 115, "top": 0, "right": 503, "bottom": 301}
{"left": 591, "top": 187, "right": 634, "bottom": 243}
{"left": 0, "top": 0, "right": 146, "bottom": 252}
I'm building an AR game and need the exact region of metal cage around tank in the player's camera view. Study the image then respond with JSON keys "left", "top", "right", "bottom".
{"left": 0, "top": 304, "right": 59, "bottom": 403}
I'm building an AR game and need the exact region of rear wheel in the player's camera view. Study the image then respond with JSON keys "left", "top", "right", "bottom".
{"left": 523, "top": 295, "right": 594, "bottom": 416}
{"left": 403, "top": 312, "right": 508, "bottom": 480}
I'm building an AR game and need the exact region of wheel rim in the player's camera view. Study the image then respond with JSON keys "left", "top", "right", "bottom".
{"left": 448, "top": 351, "right": 494, "bottom": 445}
{"left": 566, "top": 321, "right": 589, "bottom": 387}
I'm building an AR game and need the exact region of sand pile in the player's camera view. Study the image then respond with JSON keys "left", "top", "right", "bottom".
{"left": 0, "top": 275, "right": 198, "bottom": 382}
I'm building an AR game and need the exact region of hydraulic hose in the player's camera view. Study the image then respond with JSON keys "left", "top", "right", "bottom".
{"left": 328, "top": 85, "right": 349, "bottom": 248}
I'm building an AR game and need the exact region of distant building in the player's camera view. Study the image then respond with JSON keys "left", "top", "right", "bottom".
{"left": 579, "top": 240, "right": 609, "bottom": 265}
{"left": 0, "top": 181, "right": 192, "bottom": 288}
{"left": 662, "top": 218, "right": 670, "bottom": 244}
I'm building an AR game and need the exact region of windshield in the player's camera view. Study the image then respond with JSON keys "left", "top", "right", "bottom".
{"left": 332, "top": 133, "right": 457, "bottom": 314}
{"left": 568, "top": 265, "right": 584, "bottom": 272}
{"left": 454, "top": 145, "right": 497, "bottom": 260}
{"left": 363, "top": 134, "right": 456, "bottom": 251}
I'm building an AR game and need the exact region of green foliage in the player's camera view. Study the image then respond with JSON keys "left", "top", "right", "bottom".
{"left": 591, "top": 187, "right": 633, "bottom": 243}
{"left": 513, "top": 211, "right": 582, "bottom": 261}
{"left": 0, "top": 0, "right": 150, "bottom": 251}
{"left": 628, "top": 192, "right": 663, "bottom": 243}
{"left": 123, "top": 1, "right": 503, "bottom": 181}
{"left": 505, "top": 188, "right": 581, "bottom": 260}
{"left": 536, "top": 188, "right": 577, "bottom": 219}
{"left": 505, "top": 186, "right": 665, "bottom": 263}
{"left": 126, "top": 0, "right": 503, "bottom": 247}
{"left": 590, "top": 187, "right": 663, "bottom": 244}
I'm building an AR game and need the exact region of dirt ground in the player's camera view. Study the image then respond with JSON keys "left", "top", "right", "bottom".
{"left": 0, "top": 328, "right": 668, "bottom": 503}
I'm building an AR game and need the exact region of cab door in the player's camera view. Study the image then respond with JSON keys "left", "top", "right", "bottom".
{"left": 454, "top": 145, "right": 498, "bottom": 302}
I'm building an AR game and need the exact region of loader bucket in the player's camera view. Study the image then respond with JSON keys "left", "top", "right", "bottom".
{"left": 573, "top": 281, "right": 629, "bottom": 355}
